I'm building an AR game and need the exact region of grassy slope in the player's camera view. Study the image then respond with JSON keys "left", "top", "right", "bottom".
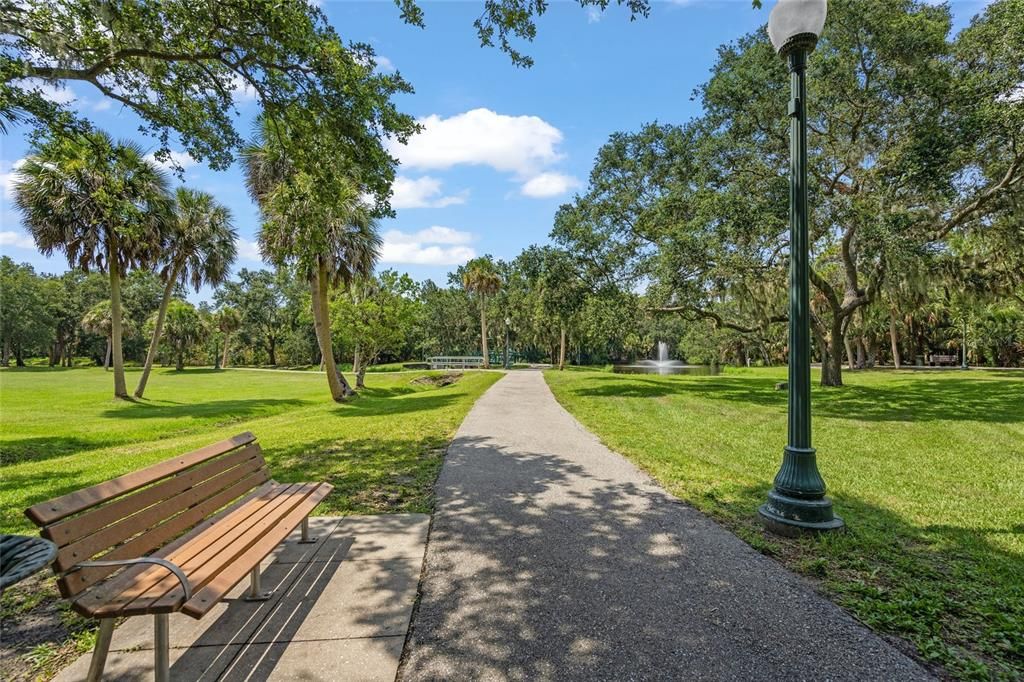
{"left": 545, "top": 367, "right": 1023, "bottom": 680}
{"left": 0, "top": 365, "right": 499, "bottom": 680}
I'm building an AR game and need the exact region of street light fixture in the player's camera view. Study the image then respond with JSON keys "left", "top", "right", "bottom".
{"left": 504, "top": 317, "right": 512, "bottom": 370}
{"left": 758, "top": 0, "right": 844, "bottom": 536}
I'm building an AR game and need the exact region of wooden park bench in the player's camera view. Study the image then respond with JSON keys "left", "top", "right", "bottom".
{"left": 24, "top": 432, "right": 332, "bottom": 682}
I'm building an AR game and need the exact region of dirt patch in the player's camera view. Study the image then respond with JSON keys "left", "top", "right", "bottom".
{"left": 410, "top": 372, "right": 462, "bottom": 388}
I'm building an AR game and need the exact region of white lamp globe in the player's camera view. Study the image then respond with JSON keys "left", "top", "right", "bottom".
{"left": 767, "top": 0, "right": 827, "bottom": 56}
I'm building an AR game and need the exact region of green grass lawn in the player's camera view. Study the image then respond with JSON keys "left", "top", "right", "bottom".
{"left": 545, "top": 367, "right": 1023, "bottom": 681}
{"left": 0, "top": 365, "right": 500, "bottom": 680}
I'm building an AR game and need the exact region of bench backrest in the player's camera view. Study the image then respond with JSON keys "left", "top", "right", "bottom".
{"left": 25, "top": 433, "right": 269, "bottom": 598}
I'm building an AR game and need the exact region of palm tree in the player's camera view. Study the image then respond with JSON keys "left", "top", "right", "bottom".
{"left": 13, "top": 131, "right": 171, "bottom": 398}
{"left": 134, "top": 188, "right": 236, "bottom": 398}
{"left": 81, "top": 301, "right": 113, "bottom": 369}
{"left": 242, "top": 121, "right": 377, "bottom": 401}
{"left": 462, "top": 258, "right": 501, "bottom": 368}
{"left": 158, "top": 300, "right": 204, "bottom": 371}
{"left": 216, "top": 307, "right": 242, "bottom": 368}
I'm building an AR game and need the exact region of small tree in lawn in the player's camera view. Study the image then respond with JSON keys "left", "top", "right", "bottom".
{"left": 135, "top": 188, "right": 236, "bottom": 397}
{"left": 462, "top": 257, "right": 502, "bottom": 368}
{"left": 216, "top": 307, "right": 242, "bottom": 369}
{"left": 242, "top": 121, "right": 380, "bottom": 401}
{"left": 81, "top": 300, "right": 113, "bottom": 368}
{"left": 334, "top": 270, "right": 419, "bottom": 388}
{"left": 13, "top": 131, "right": 171, "bottom": 398}
{"left": 155, "top": 300, "right": 203, "bottom": 371}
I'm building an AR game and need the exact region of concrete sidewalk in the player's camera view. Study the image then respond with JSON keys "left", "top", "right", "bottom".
{"left": 401, "top": 371, "right": 932, "bottom": 680}
{"left": 55, "top": 515, "right": 428, "bottom": 682}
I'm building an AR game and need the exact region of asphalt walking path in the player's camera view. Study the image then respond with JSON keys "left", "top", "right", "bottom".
{"left": 400, "top": 371, "right": 933, "bottom": 681}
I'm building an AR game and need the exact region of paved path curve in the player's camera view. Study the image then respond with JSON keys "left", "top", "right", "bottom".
{"left": 401, "top": 371, "right": 932, "bottom": 681}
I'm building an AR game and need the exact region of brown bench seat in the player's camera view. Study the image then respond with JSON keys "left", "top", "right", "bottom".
{"left": 25, "top": 432, "right": 332, "bottom": 681}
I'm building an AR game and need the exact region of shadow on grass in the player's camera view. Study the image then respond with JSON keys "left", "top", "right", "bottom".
{"left": 264, "top": 433, "right": 450, "bottom": 516}
{"left": 0, "top": 436, "right": 113, "bottom": 467}
{"left": 100, "top": 398, "right": 305, "bottom": 420}
{"left": 565, "top": 373, "right": 1024, "bottom": 423}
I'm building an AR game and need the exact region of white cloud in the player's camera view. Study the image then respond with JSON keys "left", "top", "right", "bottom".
{"left": 230, "top": 74, "right": 259, "bottom": 102}
{"left": 0, "top": 230, "right": 35, "bottom": 250}
{"left": 390, "top": 108, "right": 565, "bottom": 177}
{"left": 92, "top": 99, "right": 112, "bottom": 112}
{"left": 391, "top": 176, "right": 468, "bottom": 209}
{"left": 375, "top": 56, "right": 395, "bottom": 72}
{"left": 35, "top": 82, "right": 76, "bottom": 105}
{"left": 520, "top": 172, "right": 581, "bottom": 198}
{"left": 236, "top": 238, "right": 263, "bottom": 262}
{"left": 146, "top": 150, "right": 198, "bottom": 171}
{"left": 384, "top": 226, "right": 474, "bottom": 245}
{"left": 0, "top": 158, "right": 26, "bottom": 200}
{"left": 587, "top": 7, "right": 602, "bottom": 23}
{"left": 380, "top": 226, "right": 476, "bottom": 265}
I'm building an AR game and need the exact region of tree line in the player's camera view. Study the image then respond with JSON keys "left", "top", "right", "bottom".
{"left": 552, "top": 0, "right": 1024, "bottom": 384}
{"left": 2, "top": 0, "right": 1021, "bottom": 396}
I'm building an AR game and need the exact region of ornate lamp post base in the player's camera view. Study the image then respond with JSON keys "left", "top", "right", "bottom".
{"left": 760, "top": 444, "right": 844, "bottom": 536}
{"left": 758, "top": 493, "right": 844, "bottom": 537}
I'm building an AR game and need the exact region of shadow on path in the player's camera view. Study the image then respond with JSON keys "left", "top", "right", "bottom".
{"left": 400, "top": 372, "right": 934, "bottom": 681}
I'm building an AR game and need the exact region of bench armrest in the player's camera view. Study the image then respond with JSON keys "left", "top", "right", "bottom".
{"left": 69, "top": 557, "right": 192, "bottom": 601}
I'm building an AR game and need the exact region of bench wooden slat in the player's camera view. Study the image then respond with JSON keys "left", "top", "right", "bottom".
{"left": 82, "top": 482, "right": 301, "bottom": 616}
{"left": 53, "top": 451, "right": 266, "bottom": 572}
{"left": 118, "top": 483, "right": 313, "bottom": 615}
{"left": 182, "top": 483, "right": 333, "bottom": 619}
{"left": 137, "top": 484, "right": 328, "bottom": 615}
{"left": 67, "top": 480, "right": 275, "bottom": 611}
{"left": 43, "top": 444, "right": 263, "bottom": 548}
{"left": 27, "top": 432, "right": 256, "bottom": 525}
{"left": 61, "top": 469, "right": 270, "bottom": 599}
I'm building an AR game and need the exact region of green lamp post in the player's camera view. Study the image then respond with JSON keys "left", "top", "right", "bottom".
{"left": 758, "top": 0, "right": 844, "bottom": 536}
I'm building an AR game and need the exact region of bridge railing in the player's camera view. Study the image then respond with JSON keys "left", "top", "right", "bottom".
{"left": 427, "top": 356, "right": 485, "bottom": 370}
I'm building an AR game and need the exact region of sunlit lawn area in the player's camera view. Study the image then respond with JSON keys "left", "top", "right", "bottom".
{"left": 0, "top": 365, "right": 500, "bottom": 679}
{"left": 545, "top": 367, "right": 1023, "bottom": 680}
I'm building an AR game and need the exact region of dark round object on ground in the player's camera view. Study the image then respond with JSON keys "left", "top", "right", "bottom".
{"left": 0, "top": 534, "right": 57, "bottom": 592}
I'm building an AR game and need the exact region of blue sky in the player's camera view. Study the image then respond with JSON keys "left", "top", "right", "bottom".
{"left": 0, "top": 0, "right": 990, "bottom": 300}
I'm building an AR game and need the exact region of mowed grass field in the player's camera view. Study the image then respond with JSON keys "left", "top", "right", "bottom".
{"left": 545, "top": 367, "right": 1023, "bottom": 680}
{"left": 0, "top": 365, "right": 500, "bottom": 680}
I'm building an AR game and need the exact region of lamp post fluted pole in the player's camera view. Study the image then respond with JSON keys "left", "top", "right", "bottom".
{"left": 759, "top": 0, "right": 843, "bottom": 536}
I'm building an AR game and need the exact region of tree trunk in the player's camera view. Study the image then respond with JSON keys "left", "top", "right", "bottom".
{"left": 843, "top": 336, "right": 855, "bottom": 371}
{"left": 176, "top": 350, "right": 184, "bottom": 371}
{"left": 135, "top": 263, "right": 179, "bottom": 398}
{"left": 480, "top": 296, "right": 489, "bottom": 368}
{"left": 856, "top": 338, "right": 867, "bottom": 369}
{"left": 815, "top": 317, "right": 845, "bottom": 387}
{"left": 15, "top": 347, "right": 25, "bottom": 367}
{"left": 267, "top": 338, "right": 277, "bottom": 366}
{"left": 310, "top": 261, "right": 354, "bottom": 401}
{"left": 353, "top": 344, "right": 367, "bottom": 389}
{"left": 558, "top": 326, "right": 567, "bottom": 370}
{"left": 108, "top": 237, "right": 129, "bottom": 398}
{"left": 221, "top": 333, "right": 231, "bottom": 368}
{"left": 103, "top": 337, "right": 111, "bottom": 369}
{"left": 889, "top": 308, "right": 901, "bottom": 368}
{"left": 357, "top": 362, "right": 367, "bottom": 389}
{"left": 2, "top": 339, "right": 10, "bottom": 366}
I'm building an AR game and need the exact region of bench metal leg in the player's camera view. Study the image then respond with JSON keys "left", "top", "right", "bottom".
{"left": 244, "top": 566, "right": 274, "bottom": 601}
{"left": 86, "top": 618, "right": 115, "bottom": 682}
{"left": 154, "top": 613, "right": 170, "bottom": 682}
{"left": 298, "top": 516, "right": 318, "bottom": 544}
